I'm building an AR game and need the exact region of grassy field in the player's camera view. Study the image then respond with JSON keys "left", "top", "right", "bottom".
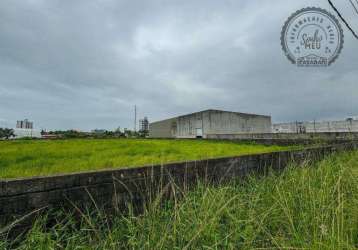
{"left": 0, "top": 139, "right": 294, "bottom": 179}
{"left": 1, "top": 150, "right": 357, "bottom": 249}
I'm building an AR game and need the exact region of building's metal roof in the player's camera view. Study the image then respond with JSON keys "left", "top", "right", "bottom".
{"left": 150, "top": 109, "right": 271, "bottom": 124}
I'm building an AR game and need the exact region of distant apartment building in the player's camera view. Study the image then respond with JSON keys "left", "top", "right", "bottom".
{"left": 139, "top": 117, "right": 149, "bottom": 132}
{"left": 16, "top": 119, "right": 33, "bottom": 129}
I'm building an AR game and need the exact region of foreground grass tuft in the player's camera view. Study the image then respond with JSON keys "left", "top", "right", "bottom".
{"left": 1, "top": 151, "right": 358, "bottom": 249}
{"left": 0, "top": 139, "right": 293, "bottom": 179}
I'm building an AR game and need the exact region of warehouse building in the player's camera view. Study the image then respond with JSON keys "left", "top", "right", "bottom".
{"left": 149, "top": 109, "right": 271, "bottom": 138}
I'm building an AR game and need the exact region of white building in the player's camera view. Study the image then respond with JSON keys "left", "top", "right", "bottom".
{"left": 12, "top": 119, "right": 41, "bottom": 138}
{"left": 13, "top": 128, "right": 42, "bottom": 139}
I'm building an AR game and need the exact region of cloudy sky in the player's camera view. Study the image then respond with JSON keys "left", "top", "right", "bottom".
{"left": 0, "top": 0, "right": 357, "bottom": 131}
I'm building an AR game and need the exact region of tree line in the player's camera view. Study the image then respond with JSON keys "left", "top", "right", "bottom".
{"left": 0, "top": 128, "right": 149, "bottom": 140}
{"left": 0, "top": 128, "right": 15, "bottom": 139}
{"left": 42, "top": 128, "right": 149, "bottom": 139}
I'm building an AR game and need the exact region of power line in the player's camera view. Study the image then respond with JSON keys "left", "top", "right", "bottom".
{"left": 350, "top": 0, "right": 358, "bottom": 15}
{"left": 328, "top": 0, "right": 358, "bottom": 40}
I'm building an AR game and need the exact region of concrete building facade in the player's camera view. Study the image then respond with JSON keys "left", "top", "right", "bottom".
{"left": 149, "top": 109, "right": 271, "bottom": 138}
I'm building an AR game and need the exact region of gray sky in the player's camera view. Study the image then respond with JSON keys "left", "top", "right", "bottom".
{"left": 0, "top": 0, "right": 357, "bottom": 131}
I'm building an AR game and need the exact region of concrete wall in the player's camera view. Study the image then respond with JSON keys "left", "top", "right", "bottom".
{"left": 206, "top": 132, "right": 358, "bottom": 145}
{"left": 202, "top": 110, "right": 271, "bottom": 136}
{"left": 207, "top": 132, "right": 358, "bottom": 141}
{"left": 149, "top": 118, "right": 177, "bottom": 138}
{"left": 1, "top": 142, "right": 357, "bottom": 234}
{"left": 176, "top": 112, "right": 203, "bottom": 138}
{"left": 273, "top": 120, "right": 358, "bottom": 133}
{"left": 152, "top": 110, "right": 272, "bottom": 138}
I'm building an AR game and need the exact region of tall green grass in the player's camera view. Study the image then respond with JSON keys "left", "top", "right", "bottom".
{"left": 1, "top": 150, "right": 357, "bottom": 249}
{"left": 0, "top": 139, "right": 293, "bottom": 179}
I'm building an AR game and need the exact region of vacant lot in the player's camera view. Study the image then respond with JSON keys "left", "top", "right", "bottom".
{"left": 0, "top": 139, "right": 294, "bottom": 179}
{"left": 1, "top": 150, "right": 357, "bottom": 249}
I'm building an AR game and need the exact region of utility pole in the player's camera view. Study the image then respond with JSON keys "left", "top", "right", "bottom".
{"left": 134, "top": 105, "right": 137, "bottom": 132}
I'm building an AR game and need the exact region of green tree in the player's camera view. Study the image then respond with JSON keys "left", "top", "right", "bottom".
{"left": 0, "top": 128, "right": 15, "bottom": 139}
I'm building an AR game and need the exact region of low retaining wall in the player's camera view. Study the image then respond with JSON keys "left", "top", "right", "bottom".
{"left": 207, "top": 132, "right": 358, "bottom": 140}
{"left": 1, "top": 143, "right": 358, "bottom": 233}
{"left": 206, "top": 132, "right": 358, "bottom": 145}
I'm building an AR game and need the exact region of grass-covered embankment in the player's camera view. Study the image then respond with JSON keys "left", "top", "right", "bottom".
{"left": 1, "top": 150, "right": 357, "bottom": 249}
{"left": 0, "top": 139, "right": 294, "bottom": 179}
